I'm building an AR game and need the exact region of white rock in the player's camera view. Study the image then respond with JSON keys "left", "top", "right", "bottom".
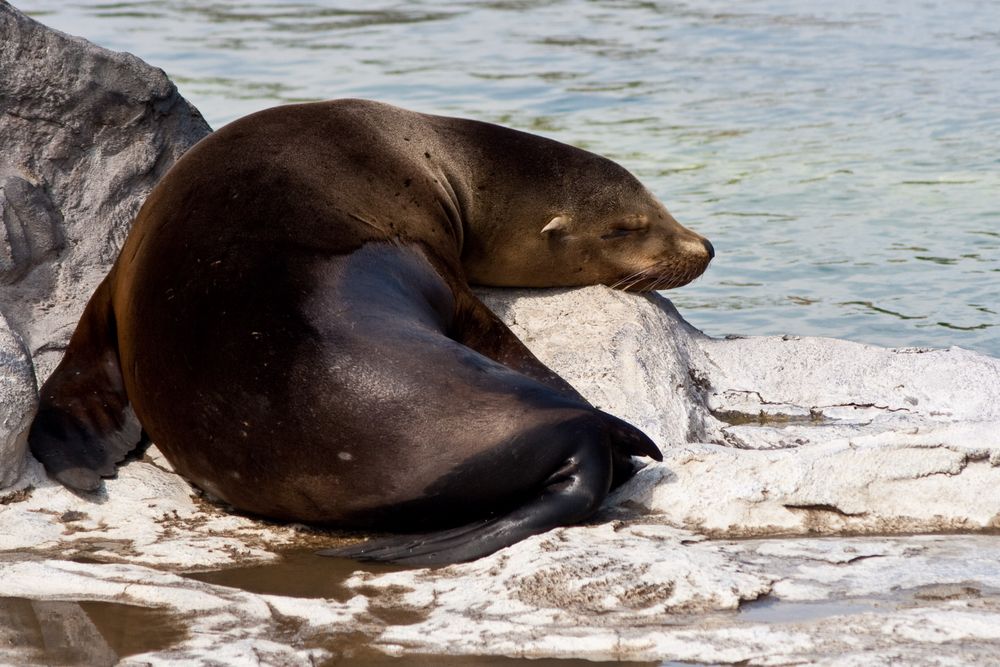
{"left": 5, "top": 286, "right": 999, "bottom": 665}
{"left": 484, "top": 286, "right": 1000, "bottom": 537}
{"left": 0, "top": 559, "right": 368, "bottom": 666}
{"left": 345, "top": 523, "right": 771, "bottom": 619}
{"left": 4, "top": 529, "right": 999, "bottom": 665}
{"left": 480, "top": 287, "right": 709, "bottom": 447}
{"left": 343, "top": 534, "right": 1000, "bottom": 664}
{"left": 0, "top": 450, "right": 309, "bottom": 569}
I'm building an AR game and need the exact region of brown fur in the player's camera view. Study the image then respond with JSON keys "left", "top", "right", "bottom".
{"left": 30, "top": 100, "right": 710, "bottom": 563}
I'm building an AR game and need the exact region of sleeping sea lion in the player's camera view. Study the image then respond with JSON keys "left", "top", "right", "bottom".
{"left": 29, "top": 99, "right": 713, "bottom": 565}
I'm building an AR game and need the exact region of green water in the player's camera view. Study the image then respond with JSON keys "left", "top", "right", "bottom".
{"left": 20, "top": 0, "right": 1000, "bottom": 355}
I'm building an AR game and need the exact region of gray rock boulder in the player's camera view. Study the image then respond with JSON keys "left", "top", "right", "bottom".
{"left": 0, "top": 310, "right": 35, "bottom": 489}
{"left": 0, "top": 2, "right": 211, "bottom": 381}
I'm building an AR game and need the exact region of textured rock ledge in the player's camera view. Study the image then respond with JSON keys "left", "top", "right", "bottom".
{"left": 0, "top": 310, "right": 35, "bottom": 488}
{"left": 4, "top": 532, "right": 1000, "bottom": 665}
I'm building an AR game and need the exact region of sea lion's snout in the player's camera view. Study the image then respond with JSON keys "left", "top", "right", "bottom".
{"left": 676, "top": 233, "right": 714, "bottom": 263}
{"left": 613, "top": 223, "right": 713, "bottom": 293}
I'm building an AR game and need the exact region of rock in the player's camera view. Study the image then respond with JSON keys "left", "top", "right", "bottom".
{"left": 0, "top": 559, "right": 369, "bottom": 666}
{"left": 482, "top": 286, "right": 1000, "bottom": 537}
{"left": 480, "top": 287, "right": 709, "bottom": 448}
{"left": 2, "top": 532, "right": 1000, "bottom": 665}
{"left": 0, "top": 310, "right": 35, "bottom": 489}
{"left": 0, "top": 2, "right": 211, "bottom": 381}
{"left": 0, "top": 448, "right": 321, "bottom": 569}
{"left": 480, "top": 286, "right": 1000, "bottom": 450}
{"left": 626, "top": 433, "right": 1000, "bottom": 538}
{"left": 7, "top": 287, "right": 995, "bottom": 664}
{"left": 345, "top": 532, "right": 1000, "bottom": 663}
{"left": 3, "top": 5, "right": 1000, "bottom": 664}
{"left": 0, "top": 176, "right": 62, "bottom": 283}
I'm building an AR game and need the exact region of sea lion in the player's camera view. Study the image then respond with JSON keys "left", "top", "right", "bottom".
{"left": 29, "top": 99, "right": 713, "bottom": 565}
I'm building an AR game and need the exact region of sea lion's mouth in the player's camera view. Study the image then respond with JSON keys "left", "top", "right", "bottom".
{"left": 608, "top": 256, "right": 711, "bottom": 293}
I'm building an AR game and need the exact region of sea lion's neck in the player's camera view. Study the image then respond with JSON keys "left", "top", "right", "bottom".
{"left": 426, "top": 116, "right": 572, "bottom": 282}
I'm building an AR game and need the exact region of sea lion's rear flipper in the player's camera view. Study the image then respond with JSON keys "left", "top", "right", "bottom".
{"left": 600, "top": 411, "right": 662, "bottom": 462}
{"left": 29, "top": 274, "right": 141, "bottom": 492}
{"left": 319, "top": 419, "right": 633, "bottom": 567}
{"left": 321, "top": 477, "right": 605, "bottom": 567}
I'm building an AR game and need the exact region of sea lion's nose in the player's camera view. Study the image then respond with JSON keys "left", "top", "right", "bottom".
{"left": 702, "top": 239, "right": 715, "bottom": 259}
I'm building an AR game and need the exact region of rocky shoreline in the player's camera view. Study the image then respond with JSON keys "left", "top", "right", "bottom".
{"left": 2, "top": 3, "right": 999, "bottom": 664}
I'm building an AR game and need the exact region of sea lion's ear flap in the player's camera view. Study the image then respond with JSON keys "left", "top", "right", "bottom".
{"left": 541, "top": 215, "right": 568, "bottom": 235}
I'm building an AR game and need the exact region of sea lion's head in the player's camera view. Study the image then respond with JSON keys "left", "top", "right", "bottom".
{"left": 463, "top": 155, "right": 714, "bottom": 292}
{"left": 534, "top": 188, "right": 713, "bottom": 292}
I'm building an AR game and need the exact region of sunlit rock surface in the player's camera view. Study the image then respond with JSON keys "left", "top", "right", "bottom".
{"left": 2, "top": 533, "right": 1000, "bottom": 665}
{"left": 0, "top": 451, "right": 316, "bottom": 569}
{"left": 481, "top": 287, "right": 1000, "bottom": 538}
{"left": 2, "top": 3, "right": 1000, "bottom": 664}
{"left": 347, "top": 532, "right": 1000, "bottom": 664}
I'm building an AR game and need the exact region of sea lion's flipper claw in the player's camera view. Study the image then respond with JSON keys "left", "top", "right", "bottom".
{"left": 29, "top": 274, "right": 142, "bottom": 492}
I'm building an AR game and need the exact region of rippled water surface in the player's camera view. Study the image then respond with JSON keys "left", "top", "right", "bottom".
{"left": 21, "top": 0, "right": 1000, "bottom": 355}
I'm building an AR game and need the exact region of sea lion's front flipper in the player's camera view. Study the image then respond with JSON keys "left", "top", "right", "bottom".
{"left": 450, "top": 289, "right": 585, "bottom": 401}
{"left": 29, "top": 274, "right": 141, "bottom": 491}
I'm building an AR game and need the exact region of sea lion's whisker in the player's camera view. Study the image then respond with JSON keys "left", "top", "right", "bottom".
{"left": 611, "top": 268, "right": 646, "bottom": 290}
{"left": 625, "top": 270, "right": 651, "bottom": 291}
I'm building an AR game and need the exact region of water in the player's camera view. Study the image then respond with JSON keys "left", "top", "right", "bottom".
{"left": 0, "top": 596, "right": 185, "bottom": 664}
{"left": 0, "top": 593, "right": 659, "bottom": 665}
{"left": 18, "top": 0, "right": 1000, "bottom": 356}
